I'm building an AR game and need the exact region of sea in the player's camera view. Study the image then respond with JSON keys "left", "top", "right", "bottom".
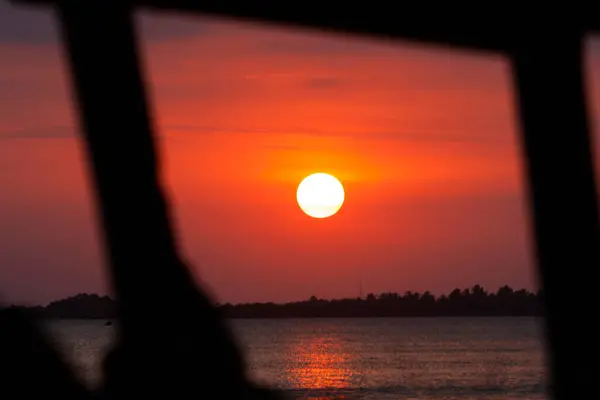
{"left": 44, "top": 317, "right": 547, "bottom": 399}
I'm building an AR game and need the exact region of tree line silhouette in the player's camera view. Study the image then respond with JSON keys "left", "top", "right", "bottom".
{"left": 9, "top": 285, "right": 542, "bottom": 319}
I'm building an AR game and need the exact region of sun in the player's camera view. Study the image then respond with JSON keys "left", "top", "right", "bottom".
{"left": 296, "top": 173, "right": 345, "bottom": 219}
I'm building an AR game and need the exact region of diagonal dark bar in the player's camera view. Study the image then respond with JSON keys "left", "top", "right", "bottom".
{"left": 51, "top": 1, "right": 191, "bottom": 337}
{"left": 13, "top": 1, "right": 600, "bottom": 51}
{"left": 511, "top": 33, "right": 599, "bottom": 399}
{"left": 8, "top": 0, "right": 600, "bottom": 399}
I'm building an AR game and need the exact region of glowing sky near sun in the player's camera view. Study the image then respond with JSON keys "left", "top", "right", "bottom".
{"left": 2, "top": 4, "right": 600, "bottom": 305}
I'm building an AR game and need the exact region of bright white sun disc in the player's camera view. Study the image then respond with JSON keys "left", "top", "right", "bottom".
{"left": 296, "top": 173, "right": 345, "bottom": 218}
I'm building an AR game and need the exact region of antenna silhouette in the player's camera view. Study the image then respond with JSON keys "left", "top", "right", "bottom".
{"left": 359, "top": 277, "right": 363, "bottom": 299}
{"left": 358, "top": 266, "right": 363, "bottom": 299}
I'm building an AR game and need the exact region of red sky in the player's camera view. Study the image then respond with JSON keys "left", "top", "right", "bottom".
{"left": 1, "top": 5, "right": 600, "bottom": 305}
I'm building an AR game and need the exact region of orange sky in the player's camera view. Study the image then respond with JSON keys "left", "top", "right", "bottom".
{"left": 2, "top": 5, "right": 600, "bottom": 305}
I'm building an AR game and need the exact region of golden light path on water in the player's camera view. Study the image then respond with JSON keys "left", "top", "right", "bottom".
{"left": 285, "top": 334, "right": 356, "bottom": 397}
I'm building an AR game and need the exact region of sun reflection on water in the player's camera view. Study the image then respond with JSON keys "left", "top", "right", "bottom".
{"left": 285, "top": 333, "right": 357, "bottom": 391}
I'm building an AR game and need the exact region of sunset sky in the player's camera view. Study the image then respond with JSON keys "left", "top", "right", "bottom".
{"left": 2, "top": 4, "right": 600, "bottom": 305}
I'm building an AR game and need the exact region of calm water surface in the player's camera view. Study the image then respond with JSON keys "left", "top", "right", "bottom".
{"left": 45, "top": 317, "right": 546, "bottom": 399}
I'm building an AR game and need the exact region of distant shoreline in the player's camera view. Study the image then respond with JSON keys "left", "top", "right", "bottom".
{"left": 7, "top": 285, "right": 543, "bottom": 319}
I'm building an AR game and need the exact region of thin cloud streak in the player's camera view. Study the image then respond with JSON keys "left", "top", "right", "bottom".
{"left": 1, "top": 122, "right": 513, "bottom": 147}
{"left": 0, "top": 126, "right": 74, "bottom": 140}
{"left": 303, "top": 77, "right": 343, "bottom": 89}
{"left": 163, "top": 124, "right": 512, "bottom": 145}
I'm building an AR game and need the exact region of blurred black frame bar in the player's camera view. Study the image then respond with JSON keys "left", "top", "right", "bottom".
{"left": 9, "top": 0, "right": 600, "bottom": 398}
